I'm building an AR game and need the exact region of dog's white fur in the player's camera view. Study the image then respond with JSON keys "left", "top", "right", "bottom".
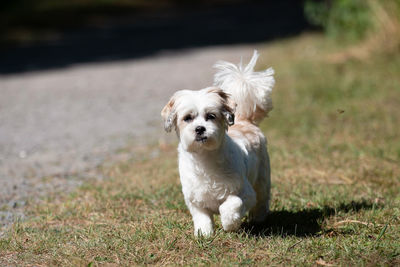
{"left": 161, "top": 51, "right": 274, "bottom": 236}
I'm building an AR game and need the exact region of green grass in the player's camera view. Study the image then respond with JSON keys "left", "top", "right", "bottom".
{"left": 1, "top": 34, "right": 399, "bottom": 266}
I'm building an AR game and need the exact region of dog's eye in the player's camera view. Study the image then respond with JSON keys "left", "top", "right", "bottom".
{"left": 205, "top": 113, "right": 216, "bottom": 121}
{"left": 183, "top": 115, "right": 193, "bottom": 122}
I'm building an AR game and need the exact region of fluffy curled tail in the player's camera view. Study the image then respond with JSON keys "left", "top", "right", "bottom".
{"left": 213, "top": 50, "right": 275, "bottom": 125}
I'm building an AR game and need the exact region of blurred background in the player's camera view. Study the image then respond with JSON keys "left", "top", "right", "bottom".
{"left": 0, "top": 0, "right": 310, "bottom": 73}
{"left": 0, "top": 0, "right": 399, "bottom": 227}
{"left": 1, "top": 0, "right": 397, "bottom": 73}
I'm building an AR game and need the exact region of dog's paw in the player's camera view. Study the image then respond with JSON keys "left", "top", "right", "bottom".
{"left": 221, "top": 212, "right": 241, "bottom": 231}
{"left": 219, "top": 196, "right": 243, "bottom": 232}
{"left": 194, "top": 225, "right": 214, "bottom": 237}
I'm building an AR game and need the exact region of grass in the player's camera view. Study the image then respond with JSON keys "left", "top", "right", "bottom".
{"left": 1, "top": 34, "right": 400, "bottom": 266}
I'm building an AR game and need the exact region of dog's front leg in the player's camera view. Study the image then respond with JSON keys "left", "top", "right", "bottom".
{"left": 219, "top": 195, "right": 245, "bottom": 231}
{"left": 219, "top": 183, "right": 257, "bottom": 231}
{"left": 187, "top": 202, "right": 214, "bottom": 237}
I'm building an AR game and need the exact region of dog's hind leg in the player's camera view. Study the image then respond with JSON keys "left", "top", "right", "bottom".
{"left": 249, "top": 154, "right": 271, "bottom": 223}
{"left": 249, "top": 189, "right": 270, "bottom": 223}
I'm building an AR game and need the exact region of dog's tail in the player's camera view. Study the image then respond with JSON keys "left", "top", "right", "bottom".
{"left": 213, "top": 50, "right": 274, "bottom": 125}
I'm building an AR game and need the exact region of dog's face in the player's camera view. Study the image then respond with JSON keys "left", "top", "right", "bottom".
{"left": 161, "top": 87, "right": 236, "bottom": 152}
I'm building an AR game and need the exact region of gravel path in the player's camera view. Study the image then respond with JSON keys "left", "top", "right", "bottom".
{"left": 0, "top": 45, "right": 257, "bottom": 228}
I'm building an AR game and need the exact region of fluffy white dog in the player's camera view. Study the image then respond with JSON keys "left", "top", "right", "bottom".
{"left": 161, "top": 51, "right": 274, "bottom": 236}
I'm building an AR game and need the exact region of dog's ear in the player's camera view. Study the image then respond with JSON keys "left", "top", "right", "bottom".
{"left": 161, "top": 94, "right": 177, "bottom": 132}
{"left": 207, "top": 87, "right": 236, "bottom": 126}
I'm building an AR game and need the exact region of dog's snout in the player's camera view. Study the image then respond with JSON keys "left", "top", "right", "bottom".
{"left": 195, "top": 126, "right": 206, "bottom": 135}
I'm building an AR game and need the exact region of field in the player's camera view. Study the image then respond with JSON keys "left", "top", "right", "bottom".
{"left": 1, "top": 34, "right": 399, "bottom": 266}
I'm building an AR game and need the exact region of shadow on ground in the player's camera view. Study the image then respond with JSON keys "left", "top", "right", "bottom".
{"left": 0, "top": 0, "right": 310, "bottom": 74}
{"left": 242, "top": 200, "right": 377, "bottom": 237}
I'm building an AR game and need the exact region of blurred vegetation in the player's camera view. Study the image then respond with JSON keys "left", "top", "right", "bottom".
{"left": 304, "top": 0, "right": 372, "bottom": 41}
{"left": 305, "top": 0, "right": 400, "bottom": 61}
{"left": 305, "top": 0, "right": 400, "bottom": 42}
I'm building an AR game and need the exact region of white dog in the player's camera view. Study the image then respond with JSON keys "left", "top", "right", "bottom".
{"left": 161, "top": 51, "right": 274, "bottom": 236}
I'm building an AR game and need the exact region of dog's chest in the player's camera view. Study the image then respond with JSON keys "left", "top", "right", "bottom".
{"left": 180, "top": 161, "right": 242, "bottom": 212}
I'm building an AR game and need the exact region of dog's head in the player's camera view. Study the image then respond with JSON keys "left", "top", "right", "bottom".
{"left": 161, "top": 87, "right": 236, "bottom": 152}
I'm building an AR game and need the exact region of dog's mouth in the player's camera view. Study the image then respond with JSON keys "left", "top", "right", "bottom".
{"left": 195, "top": 136, "right": 208, "bottom": 143}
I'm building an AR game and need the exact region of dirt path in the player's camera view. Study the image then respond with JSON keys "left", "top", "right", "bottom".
{"left": 0, "top": 45, "right": 257, "bottom": 228}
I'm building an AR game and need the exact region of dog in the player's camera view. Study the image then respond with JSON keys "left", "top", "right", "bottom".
{"left": 161, "top": 51, "right": 274, "bottom": 236}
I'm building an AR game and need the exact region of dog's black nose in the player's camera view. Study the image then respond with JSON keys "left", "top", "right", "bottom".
{"left": 195, "top": 126, "right": 206, "bottom": 135}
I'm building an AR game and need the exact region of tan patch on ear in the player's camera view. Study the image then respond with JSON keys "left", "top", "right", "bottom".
{"left": 161, "top": 96, "right": 176, "bottom": 132}
{"left": 206, "top": 87, "right": 236, "bottom": 126}
{"left": 206, "top": 87, "right": 236, "bottom": 113}
{"left": 161, "top": 98, "right": 174, "bottom": 120}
